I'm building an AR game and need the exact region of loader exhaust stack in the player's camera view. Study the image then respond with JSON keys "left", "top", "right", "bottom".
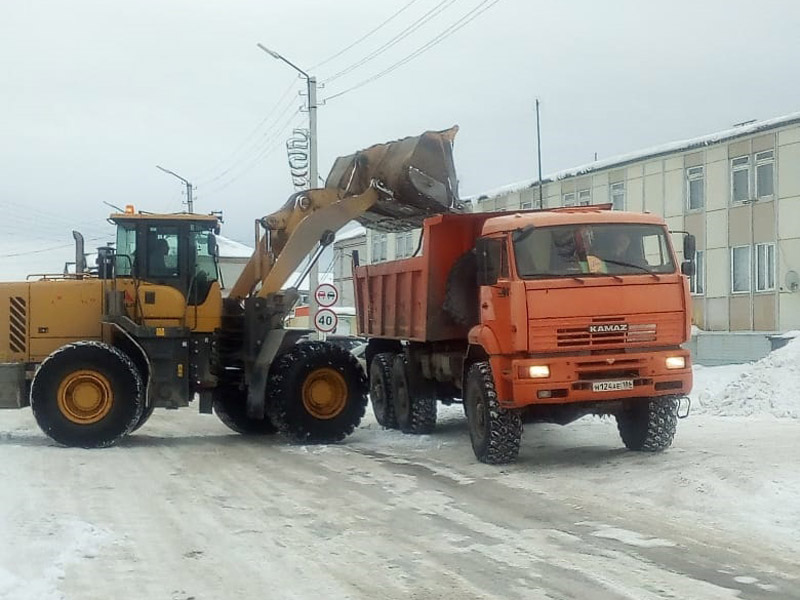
{"left": 325, "top": 125, "right": 465, "bottom": 231}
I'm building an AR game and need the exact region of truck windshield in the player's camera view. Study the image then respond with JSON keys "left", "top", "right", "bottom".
{"left": 513, "top": 223, "right": 675, "bottom": 278}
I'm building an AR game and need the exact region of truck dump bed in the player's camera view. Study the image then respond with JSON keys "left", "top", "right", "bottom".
{"left": 353, "top": 212, "right": 491, "bottom": 342}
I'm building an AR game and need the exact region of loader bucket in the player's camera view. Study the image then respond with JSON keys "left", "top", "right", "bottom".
{"left": 325, "top": 126, "right": 465, "bottom": 232}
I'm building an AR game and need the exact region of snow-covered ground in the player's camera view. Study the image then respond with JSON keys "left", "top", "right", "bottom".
{"left": 2, "top": 344, "right": 800, "bottom": 599}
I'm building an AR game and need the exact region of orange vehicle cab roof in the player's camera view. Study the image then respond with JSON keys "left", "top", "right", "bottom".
{"left": 480, "top": 207, "right": 667, "bottom": 236}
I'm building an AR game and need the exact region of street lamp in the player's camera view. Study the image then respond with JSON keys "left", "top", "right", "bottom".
{"left": 257, "top": 43, "right": 321, "bottom": 336}
{"left": 156, "top": 165, "right": 193, "bottom": 213}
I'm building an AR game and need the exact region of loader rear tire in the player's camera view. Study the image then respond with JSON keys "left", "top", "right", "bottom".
{"left": 616, "top": 397, "right": 678, "bottom": 452}
{"left": 213, "top": 386, "right": 277, "bottom": 435}
{"left": 464, "top": 361, "right": 522, "bottom": 465}
{"left": 391, "top": 354, "right": 437, "bottom": 434}
{"left": 370, "top": 352, "right": 398, "bottom": 429}
{"left": 30, "top": 342, "right": 144, "bottom": 448}
{"left": 267, "top": 342, "right": 367, "bottom": 443}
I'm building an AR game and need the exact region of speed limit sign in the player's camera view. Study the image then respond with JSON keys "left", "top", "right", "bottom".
{"left": 314, "top": 308, "right": 338, "bottom": 333}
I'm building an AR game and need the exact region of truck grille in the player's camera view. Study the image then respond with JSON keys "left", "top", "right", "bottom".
{"left": 9, "top": 296, "right": 27, "bottom": 354}
{"left": 556, "top": 320, "right": 657, "bottom": 348}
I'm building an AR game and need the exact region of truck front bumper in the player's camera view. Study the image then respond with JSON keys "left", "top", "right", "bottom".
{"left": 494, "top": 349, "right": 692, "bottom": 409}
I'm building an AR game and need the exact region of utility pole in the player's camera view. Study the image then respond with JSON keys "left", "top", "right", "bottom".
{"left": 258, "top": 44, "right": 322, "bottom": 337}
{"left": 535, "top": 99, "right": 543, "bottom": 209}
{"left": 156, "top": 165, "right": 194, "bottom": 213}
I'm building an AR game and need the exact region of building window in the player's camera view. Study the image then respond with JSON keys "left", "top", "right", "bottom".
{"left": 686, "top": 166, "right": 704, "bottom": 210}
{"left": 610, "top": 182, "right": 625, "bottom": 210}
{"left": 562, "top": 192, "right": 575, "bottom": 207}
{"left": 755, "top": 150, "right": 774, "bottom": 199}
{"left": 578, "top": 189, "right": 591, "bottom": 205}
{"left": 371, "top": 233, "right": 387, "bottom": 262}
{"left": 520, "top": 200, "right": 533, "bottom": 210}
{"left": 731, "top": 156, "right": 750, "bottom": 203}
{"left": 690, "top": 250, "right": 705, "bottom": 295}
{"left": 395, "top": 231, "right": 415, "bottom": 259}
{"left": 755, "top": 243, "right": 775, "bottom": 292}
{"left": 731, "top": 245, "right": 751, "bottom": 293}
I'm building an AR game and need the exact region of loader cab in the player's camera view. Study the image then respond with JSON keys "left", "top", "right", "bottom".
{"left": 109, "top": 212, "right": 221, "bottom": 307}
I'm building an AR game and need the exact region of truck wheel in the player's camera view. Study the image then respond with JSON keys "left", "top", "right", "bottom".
{"left": 391, "top": 355, "right": 436, "bottom": 434}
{"left": 30, "top": 342, "right": 144, "bottom": 448}
{"left": 267, "top": 342, "right": 367, "bottom": 443}
{"left": 370, "top": 353, "right": 398, "bottom": 429}
{"left": 464, "top": 361, "right": 522, "bottom": 464}
{"left": 615, "top": 397, "right": 678, "bottom": 452}
{"left": 213, "top": 386, "right": 277, "bottom": 435}
{"left": 130, "top": 402, "right": 156, "bottom": 433}
{"left": 443, "top": 250, "right": 479, "bottom": 326}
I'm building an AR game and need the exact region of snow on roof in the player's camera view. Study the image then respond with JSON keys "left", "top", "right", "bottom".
{"left": 335, "top": 225, "right": 367, "bottom": 243}
{"left": 281, "top": 270, "right": 334, "bottom": 291}
{"left": 216, "top": 235, "right": 253, "bottom": 258}
{"left": 468, "top": 111, "right": 800, "bottom": 201}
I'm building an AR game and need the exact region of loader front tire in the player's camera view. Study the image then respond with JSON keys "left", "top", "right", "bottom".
{"left": 615, "top": 397, "right": 678, "bottom": 452}
{"left": 369, "top": 352, "right": 398, "bottom": 429}
{"left": 30, "top": 342, "right": 144, "bottom": 448}
{"left": 464, "top": 361, "right": 522, "bottom": 464}
{"left": 213, "top": 386, "right": 277, "bottom": 435}
{"left": 130, "top": 402, "right": 156, "bottom": 433}
{"left": 267, "top": 342, "right": 367, "bottom": 443}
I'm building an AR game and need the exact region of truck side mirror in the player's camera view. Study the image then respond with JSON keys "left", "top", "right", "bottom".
{"left": 683, "top": 234, "right": 696, "bottom": 261}
{"left": 475, "top": 237, "right": 502, "bottom": 286}
{"left": 207, "top": 235, "right": 218, "bottom": 257}
{"left": 681, "top": 261, "right": 696, "bottom": 277}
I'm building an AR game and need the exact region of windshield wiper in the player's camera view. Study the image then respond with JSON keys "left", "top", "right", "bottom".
{"left": 597, "top": 258, "right": 661, "bottom": 279}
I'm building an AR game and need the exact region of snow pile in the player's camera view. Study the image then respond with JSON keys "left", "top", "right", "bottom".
{"left": 693, "top": 337, "right": 800, "bottom": 419}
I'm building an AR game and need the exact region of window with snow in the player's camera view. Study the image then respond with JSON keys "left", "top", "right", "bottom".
{"left": 755, "top": 151, "right": 774, "bottom": 199}
{"left": 755, "top": 243, "right": 775, "bottom": 292}
{"left": 578, "top": 189, "right": 591, "bottom": 206}
{"left": 690, "top": 250, "right": 705, "bottom": 295}
{"left": 521, "top": 200, "right": 533, "bottom": 210}
{"left": 610, "top": 182, "right": 625, "bottom": 211}
{"left": 731, "top": 245, "right": 751, "bottom": 293}
{"left": 686, "top": 166, "right": 704, "bottom": 211}
{"left": 731, "top": 156, "right": 750, "bottom": 203}
{"left": 562, "top": 192, "right": 576, "bottom": 207}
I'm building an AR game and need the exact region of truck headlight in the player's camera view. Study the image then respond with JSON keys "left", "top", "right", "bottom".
{"left": 665, "top": 356, "right": 686, "bottom": 370}
{"left": 527, "top": 365, "right": 550, "bottom": 378}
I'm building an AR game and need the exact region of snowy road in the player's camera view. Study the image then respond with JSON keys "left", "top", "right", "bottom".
{"left": 1, "top": 402, "right": 798, "bottom": 600}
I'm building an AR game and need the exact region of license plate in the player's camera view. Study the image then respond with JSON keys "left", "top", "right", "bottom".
{"left": 592, "top": 380, "right": 634, "bottom": 392}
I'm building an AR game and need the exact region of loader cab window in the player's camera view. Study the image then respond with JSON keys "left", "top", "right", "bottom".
{"left": 115, "top": 225, "right": 137, "bottom": 277}
{"left": 188, "top": 226, "right": 219, "bottom": 305}
{"left": 146, "top": 226, "right": 180, "bottom": 279}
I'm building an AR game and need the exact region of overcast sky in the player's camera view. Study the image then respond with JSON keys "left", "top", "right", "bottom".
{"left": 2, "top": 0, "right": 799, "bottom": 262}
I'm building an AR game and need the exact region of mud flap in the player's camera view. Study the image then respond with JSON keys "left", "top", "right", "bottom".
{"left": 0, "top": 364, "right": 27, "bottom": 408}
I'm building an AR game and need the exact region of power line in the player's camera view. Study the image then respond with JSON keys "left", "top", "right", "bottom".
{"left": 199, "top": 109, "right": 305, "bottom": 196}
{"left": 198, "top": 96, "right": 302, "bottom": 188}
{"left": 322, "top": 0, "right": 458, "bottom": 85}
{"left": 325, "top": 0, "right": 502, "bottom": 102}
{"left": 0, "top": 236, "right": 107, "bottom": 258}
{"left": 310, "top": 0, "right": 423, "bottom": 71}
{"left": 196, "top": 83, "right": 301, "bottom": 186}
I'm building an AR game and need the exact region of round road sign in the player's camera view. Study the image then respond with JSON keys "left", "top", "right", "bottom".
{"left": 314, "top": 283, "right": 339, "bottom": 308}
{"left": 314, "top": 308, "right": 338, "bottom": 333}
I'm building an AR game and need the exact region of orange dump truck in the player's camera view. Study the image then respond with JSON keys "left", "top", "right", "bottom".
{"left": 353, "top": 206, "right": 695, "bottom": 464}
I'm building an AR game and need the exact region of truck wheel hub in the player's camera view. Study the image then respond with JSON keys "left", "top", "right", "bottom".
{"left": 57, "top": 370, "right": 114, "bottom": 424}
{"left": 302, "top": 368, "right": 347, "bottom": 420}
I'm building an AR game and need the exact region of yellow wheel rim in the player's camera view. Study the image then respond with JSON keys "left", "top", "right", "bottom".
{"left": 301, "top": 368, "right": 348, "bottom": 420}
{"left": 57, "top": 370, "right": 114, "bottom": 425}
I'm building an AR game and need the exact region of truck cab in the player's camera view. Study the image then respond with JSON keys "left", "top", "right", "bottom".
{"left": 354, "top": 206, "right": 695, "bottom": 464}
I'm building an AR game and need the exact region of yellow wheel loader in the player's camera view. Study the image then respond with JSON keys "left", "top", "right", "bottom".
{"left": 0, "top": 127, "right": 462, "bottom": 447}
